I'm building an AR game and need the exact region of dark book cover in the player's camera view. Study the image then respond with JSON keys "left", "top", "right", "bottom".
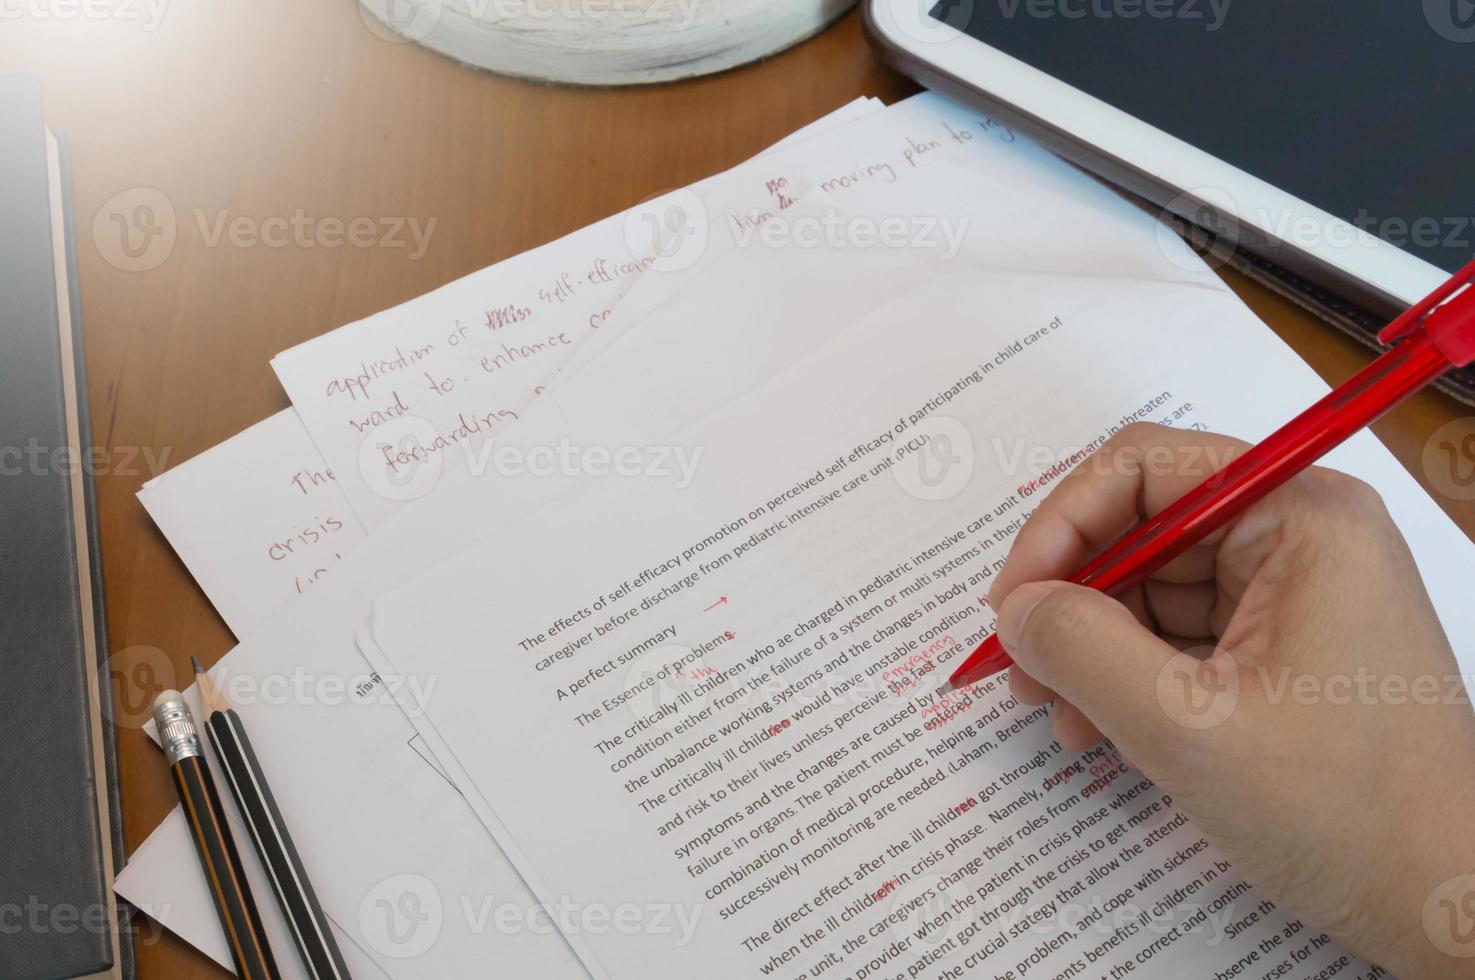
{"left": 0, "top": 74, "right": 135, "bottom": 980}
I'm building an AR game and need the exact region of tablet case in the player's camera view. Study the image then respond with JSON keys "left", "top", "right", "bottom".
{"left": 0, "top": 74, "right": 136, "bottom": 980}
{"left": 862, "top": 8, "right": 1475, "bottom": 408}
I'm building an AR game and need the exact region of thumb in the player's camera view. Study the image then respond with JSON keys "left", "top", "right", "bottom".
{"left": 997, "top": 581, "right": 1218, "bottom": 766}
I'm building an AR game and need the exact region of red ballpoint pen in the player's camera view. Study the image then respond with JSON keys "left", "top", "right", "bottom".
{"left": 947, "top": 256, "right": 1475, "bottom": 692}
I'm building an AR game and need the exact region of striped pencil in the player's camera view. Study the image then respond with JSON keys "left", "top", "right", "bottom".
{"left": 193, "top": 657, "right": 352, "bottom": 980}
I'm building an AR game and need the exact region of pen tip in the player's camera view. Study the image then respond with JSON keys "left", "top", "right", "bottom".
{"left": 190, "top": 655, "right": 205, "bottom": 675}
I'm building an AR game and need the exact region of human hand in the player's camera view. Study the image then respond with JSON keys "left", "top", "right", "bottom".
{"left": 988, "top": 422, "right": 1475, "bottom": 978}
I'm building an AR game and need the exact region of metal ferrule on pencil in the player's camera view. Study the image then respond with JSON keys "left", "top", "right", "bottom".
{"left": 153, "top": 694, "right": 203, "bottom": 765}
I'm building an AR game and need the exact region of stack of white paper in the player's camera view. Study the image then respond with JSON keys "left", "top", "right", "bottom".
{"left": 119, "top": 91, "right": 1461, "bottom": 980}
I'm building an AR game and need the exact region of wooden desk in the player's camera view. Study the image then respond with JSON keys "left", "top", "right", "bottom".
{"left": 2, "top": 6, "right": 1471, "bottom": 977}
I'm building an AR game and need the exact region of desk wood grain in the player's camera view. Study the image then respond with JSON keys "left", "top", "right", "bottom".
{"left": 2, "top": 6, "right": 1471, "bottom": 978}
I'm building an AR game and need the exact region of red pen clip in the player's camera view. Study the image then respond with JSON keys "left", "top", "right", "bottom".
{"left": 1377, "top": 255, "right": 1475, "bottom": 367}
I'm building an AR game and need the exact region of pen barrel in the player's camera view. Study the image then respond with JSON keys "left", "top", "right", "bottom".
{"left": 206, "top": 709, "right": 352, "bottom": 980}
{"left": 1075, "top": 329, "right": 1454, "bottom": 595}
{"left": 171, "top": 755, "right": 281, "bottom": 980}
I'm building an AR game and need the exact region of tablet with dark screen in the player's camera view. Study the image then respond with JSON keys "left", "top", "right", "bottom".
{"left": 932, "top": 1, "right": 1475, "bottom": 273}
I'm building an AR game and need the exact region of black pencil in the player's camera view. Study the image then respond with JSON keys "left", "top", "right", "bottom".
{"left": 192, "top": 657, "right": 353, "bottom": 980}
{"left": 153, "top": 690, "right": 280, "bottom": 980}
